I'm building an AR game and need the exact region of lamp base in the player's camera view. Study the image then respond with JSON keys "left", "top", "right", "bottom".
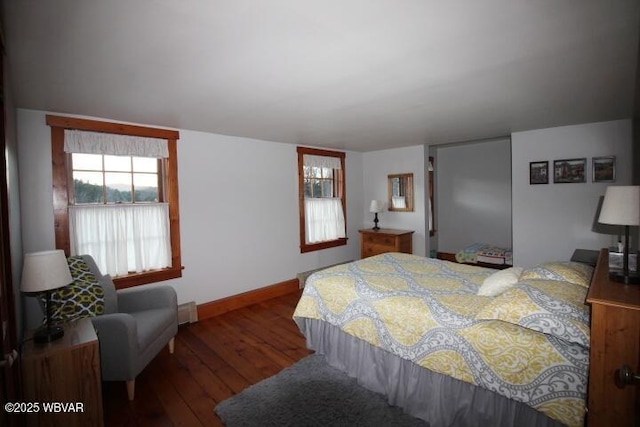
{"left": 33, "top": 325, "right": 64, "bottom": 344}
{"left": 609, "top": 270, "right": 640, "bottom": 285}
{"left": 372, "top": 213, "right": 380, "bottom": 231}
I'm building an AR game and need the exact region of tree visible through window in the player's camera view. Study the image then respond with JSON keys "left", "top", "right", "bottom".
{"left": 72, "top": 154, "right": 160, "bottom": 204}
{"left": 304, "top": 164, "right": 336, "bottom": 198}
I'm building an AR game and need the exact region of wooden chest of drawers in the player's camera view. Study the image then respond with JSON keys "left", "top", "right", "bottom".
{"left": 22, "top": 317, "right": 104, "bottom": 427}
{"left": 586, "top": 249, "right": 640, "bottom": 426}
{"left": 359, "top": 229, "right": 414, "bottom": 258}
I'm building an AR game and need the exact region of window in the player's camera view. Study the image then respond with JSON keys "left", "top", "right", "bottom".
{"left": 304, "top": 163, "right": 335, "bottom": 198}
{"left": 48, "top": 115, "right": 182, "bottom": 289}
{"left": 72, "top": 154, "right": 160, "bottom": 204}
{"left": 297, "top": 146, "right": 347, "bottom": 253}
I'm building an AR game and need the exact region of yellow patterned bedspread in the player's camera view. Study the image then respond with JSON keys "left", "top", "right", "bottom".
{"left": 293, "top": 252, "right": 589, "bottom": 427}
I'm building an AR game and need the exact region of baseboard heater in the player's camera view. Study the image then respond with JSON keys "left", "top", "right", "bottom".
{"left": 297, "top": 260, "right": 354, "bottom": 288}
{"left": 177, "top": 301, "right": 198, "bottom": 325}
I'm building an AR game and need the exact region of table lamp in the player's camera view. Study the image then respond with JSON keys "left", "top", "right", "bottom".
{"left": 21, "top": 250, "right": 73, "bottom": 343}
{"left": 370, "top": 200, "right": 384, "bottom": 230}
{"left": 598, "top": 186, "right": 640, "bottom": 284}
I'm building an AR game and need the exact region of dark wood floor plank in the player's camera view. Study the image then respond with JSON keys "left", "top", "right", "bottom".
{"left": 179, "top": 324, "right": 253, "bottom": 394}
{"left": 102, "top": 382, "right": 138, "bottom": 427}
{"left": 103, "top": 290, "right": 310, "bottom": 426}
{"left": 154, "top": 343, "right": 222, "bottom": 427}
{"left": 173, "top": 332, "right": 235, "bottom": 403}
{"left": 142, "top": 349, "right": 204, "bottom": 427}
{"left": 214, "top": 310, "right": 298, "bottom": 368}
{"left": 126, "top": 364, "right": 176, "bottom": 427}
{"left": 214, "top": 316, "right": 286, "bottom": 373}
{"left": 225, "top": 309, "right": 312, "bottom": 361}
{"left": 247, "top": 299, "right": 309, "bottom": 342}
{"left": 191, "top": 320, "right": 269, "bottom": 385}
{"left": 197, "top": 311, "right": 290, "bottom": 381}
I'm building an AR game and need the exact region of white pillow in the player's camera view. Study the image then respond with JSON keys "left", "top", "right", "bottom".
{"left": 477, "top": 266, "right": 524, "bottom": 297}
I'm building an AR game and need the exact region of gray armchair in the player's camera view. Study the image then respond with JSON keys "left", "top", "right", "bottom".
{"left": 81, "top": 255, "right": 178, "bottom": 400}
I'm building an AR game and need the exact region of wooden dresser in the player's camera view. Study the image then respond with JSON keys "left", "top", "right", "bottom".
{"left": 586, "top": 249, "right": 640, "bottom": 426}
{"left": 359, "top": 228, "right": 413, "bottom": 258}
{"left": 22, "top": 317, "right": 104, "bottom": 427}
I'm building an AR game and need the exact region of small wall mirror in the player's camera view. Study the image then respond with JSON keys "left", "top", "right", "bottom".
{"left": 388, "top": 173, "right": 414, "bottom": 212}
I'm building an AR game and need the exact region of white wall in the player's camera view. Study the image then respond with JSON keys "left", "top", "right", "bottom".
{"left": 16, "top": 109, "right": 363, "bottom": 307}
{"left": 436, "top": 138, "right": 512, "bottom": 253}
{"left": 512, "top": 120, "right": 633, "bottom": 267}
{"left": 16, "top": 109, "right": 634, "bottom": 306}
{"left": 362, "top": 145, "right": 426, "bottom": 256}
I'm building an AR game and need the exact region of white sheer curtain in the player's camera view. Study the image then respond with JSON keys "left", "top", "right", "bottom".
{"left": 305, "top": 198, "right": 346, "bottom": 243}
{"left": 69, "top": 203, "right": 172, "bottom": 277}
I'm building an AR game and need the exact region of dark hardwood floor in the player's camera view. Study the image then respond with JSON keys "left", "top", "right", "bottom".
{"left": 102, "top": 290, "right": 312, "bottom": 426}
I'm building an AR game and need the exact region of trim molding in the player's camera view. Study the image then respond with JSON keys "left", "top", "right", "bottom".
{"left": 197, "top": 278, "right": 300, "bottom": 321}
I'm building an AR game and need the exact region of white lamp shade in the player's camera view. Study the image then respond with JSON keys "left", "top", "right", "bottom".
{"left": 598, "top": 186, "right": 640, "bottom": 226}
{"left": 369, "top": 200, "right": 384, "bottom": 213}
{"left": 21, "top": 250, "right": 73, "bottom": 293}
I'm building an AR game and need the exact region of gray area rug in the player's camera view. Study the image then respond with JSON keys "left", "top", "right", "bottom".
{"left": 214, "top": 354, "right": 429, "bottom": 427}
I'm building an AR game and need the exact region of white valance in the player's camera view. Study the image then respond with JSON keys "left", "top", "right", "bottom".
{"left": 303, "top": 154, "right": 341, "bottom": 170}
{"left": 64, "top": 129, "right": 169, "bottom": 158}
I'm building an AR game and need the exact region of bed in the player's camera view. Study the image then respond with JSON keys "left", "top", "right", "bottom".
{"left": 293, "top": 252, "right": 594, "bottom": 427}
{"left": 455, "top": 243, "right": 513, "bottom": 266}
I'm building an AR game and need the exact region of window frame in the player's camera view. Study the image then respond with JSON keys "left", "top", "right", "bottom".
{"left": 47, "top": 115, "right": 182, "bottom": 289}
{"left": 297, "top": 146, "right": 347, "bottom": 253}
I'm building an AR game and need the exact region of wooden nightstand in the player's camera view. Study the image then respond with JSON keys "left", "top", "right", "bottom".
{"left": 359, "top": 228, "right": 414, "bottom": 258}
{"left": 586, "top": 249, "right": 640, "bottom": 426}
{"left": 22, "top": 317, "right": 104, "bottom": 427}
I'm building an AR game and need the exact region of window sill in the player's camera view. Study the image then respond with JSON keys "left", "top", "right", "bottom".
{"left": 300, "top": 237, "right": 347, "bottom": 253}
{"left": 113, "top": 267, "right": 183, "bottom": 290}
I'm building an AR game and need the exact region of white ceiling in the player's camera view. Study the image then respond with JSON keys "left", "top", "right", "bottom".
{"left": 3, "top": 0, "right": 639, "bottom": 152}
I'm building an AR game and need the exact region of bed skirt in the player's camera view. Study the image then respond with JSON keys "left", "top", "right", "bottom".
{"left": 294, "top": 317, "right": 564, "bottom": 427}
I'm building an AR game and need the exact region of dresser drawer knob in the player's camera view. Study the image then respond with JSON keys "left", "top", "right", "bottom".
{"left": 617, "top": 365, "right": 640, "bottom": 387}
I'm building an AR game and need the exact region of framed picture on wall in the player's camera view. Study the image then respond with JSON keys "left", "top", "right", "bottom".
{"left": 592, "top": 156, "right": 615, "bottom": 183}
{"left": 554, "top": 158, "right": 586, "bottom": 183}
{"left": 529, "top": 161, "right": 549, "bottom": 184}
